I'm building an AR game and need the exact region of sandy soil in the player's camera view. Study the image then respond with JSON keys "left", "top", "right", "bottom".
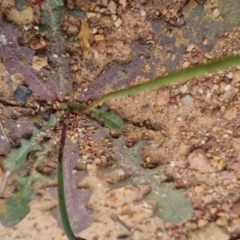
{"left": 0, "top": 0, "right": 240, "bottom": 240}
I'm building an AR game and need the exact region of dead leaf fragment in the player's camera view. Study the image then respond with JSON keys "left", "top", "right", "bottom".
{"left": 78, "top": 19, "right": 92, "bottom": 59}
{"left": 108, "top": 0, "right": 117, "bottom": 14}
{"left": 119, "top": 0, "right": 127, "bottom": 9}
{"left": 7, "top": 7, "right": 33, "bottom": 26}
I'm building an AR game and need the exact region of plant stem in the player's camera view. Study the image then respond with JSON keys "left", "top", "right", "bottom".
{"left": 58, "top": 110, "right": 86, "bottom": 240}
{"left": 82, "top": 56, "right": 240, "bottom": 112}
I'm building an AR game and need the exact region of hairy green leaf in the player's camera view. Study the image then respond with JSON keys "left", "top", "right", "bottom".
{"left": 15, "top": 0, "right": 27, "bottom": 11}
{"left": 1, "top": 114, "right": 59, "bottom": 227}
{"left": 5, "top": 139, "right": 42, "bottom": 173}
{"left": 0, "top": 176, "right": 40, "bottom": 227}
{"left": 111, "top": 137, "right": 192, "bottom": 224}
{"left": 145, "top": 186, "right": 192, "bottom": 224}
{"left": 113, "top": 137, "right": 147, "bottom": 168}
{"left": 99, "top": 111, "right": 123, "bottom": 130}
{"left": 90, "top": 105, "right": 124, "bottom": 130}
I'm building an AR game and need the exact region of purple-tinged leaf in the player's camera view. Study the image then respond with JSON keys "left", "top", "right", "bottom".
{"left": 3, "top": 120, "right": 33, "bottom": 141}
{"left": 48, "top": 44, "right": 72, "bottom": 100}
{"left": 0, "top": 132, "right": 10, "bottom": 155}
{"left": 63, "top": 140, "right": 92, "bottom": 232}
{"left": 76, "top": 42, "right": 154, "bottom": 103}
{"left": 0, "top": 18, "right": 57, "bottom": 103}
{"left": 49, "top": 140, "right": 92, "bottom": 233}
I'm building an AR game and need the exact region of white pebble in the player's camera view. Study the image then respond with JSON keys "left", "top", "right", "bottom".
{"left": 224, "top": 84, "right": 231, "bottom": 92}
{"left": 180, "top": 94, "right": 194, "bottom": 105}
{"left": 212, "top": 8, "right": 220, "bottom": 18}
{"left": 226, "top": 72, "right": 233, "bottom": 79}
{"left": 141, "top": 10, "right": 146, "bottom": 17}
{"left": 198, "top": 88, "right": 203, "bottom": 94}
{"left": 177, "top": 116, "right": 183, "bottom": 122}
{"left": 206, "top": 92, "right": 211, "bottom": 98}
{"left": 170, "top": 161, "right": 175, "bottom": 167}
{"left": 180, "top": 84, "right": 188, "bottom": 94}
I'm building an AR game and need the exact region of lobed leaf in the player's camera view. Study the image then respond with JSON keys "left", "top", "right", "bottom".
{"left": 145, "top": 186, "right": 192, "bottom": 224}
{"left": 15, "top": 0, "right": 27, "bottom": 11}
{"left": 5, "top": 139, "right": 42, "bottom": 173}
{"left": 49, "top": 140, "right": 92, "bottom": 234}
{"left": 99, "top": 111, "right": 123, "bottom": 130}
{"left": 0, "top": 17, "right": 57, "bottom": 103}
{"left": 90, "top": 105, "right": 124, "bottom": 130}
{"left": 40, "top": 0, "right": 84, "bottom": 100}
{"left": 111, "top": 137, "right": 192, "bottom": 224}
{"left": 1, "top": 114, "right": 59, "bottom": 227}
{"left": 0, "top": 176, "right": 40, "bottom": 227}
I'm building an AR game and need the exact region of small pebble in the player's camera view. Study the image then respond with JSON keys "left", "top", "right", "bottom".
{"left": 108, "top": 0, "right": 117, "bottom": 14}
{"left": 189, "top": 223, "right": 229, "bottom": 240}
{"left": 194, "top": 186, "right": 204, "bottom": 193}
{"left": 219, "top": 80, "right": 226, "bottom": 92}
{"left": 86, "top": 12, "right": 96, "bottom": 18}
{"left": 132, "top": 229, "right": 143, "bottom": 240}
{"left": 197, "top": 219, "right": 208, "bottom": 228}
{"left": 94, "top": 34, "right": 105, "bottom": 41}
{"left": 13, "top": 85, "right": 32, "bottom": 105}
{"left": 224, "top": 84, "right": 231, "bottom": 92}
{"left": 216, "top": 217, "right": 228, "bottom": 227}
{"left": 202, "top": 38, "right": 208, "bottom": 45}
{"left": 180, "top": 94, "right": 194, "bottom": 105}
{"left": 187, "top": 44, "right": 194, "bottom": 52}
{"left": 182, "top": 61, "right": 190, "bottom": 68}
{"left": 232, "top": 70, "right": 240, "bottom": 83}
{"left": 156, "top": 88, "right": 170, "bottom": 106}
{"left": 176, "top": 17, "right": 185, "bottom": 27}
{"left": 226, "top": 72, "right": 233, "bottom": 79}
{"left": 141, "top": 10, "right": 146, "bottom": 17}
{"left": 114, "top": 18, "right": 122, "bottom": 28}
{"left": 212, "top": 8, "right": 220, "bottom": 18}
{"left": 232, "top": 201, "right": 240, "bottom": 215}
{"left": 119, "top": 0, "right": 127, "bottom": 9}
{"left": 223, "top": 107, "right": 237, "bottom": 120}
{"left": 177, "top": 116, "right": 183, "bottom": 121}
{"left": 180, "top": 84, "right": 188, "bottom": 93}
{"left": 187, "top": 148, "right": 213, "bottom": 173}
{"left": 117, "top": 235, "right": 130, "bottom": 240}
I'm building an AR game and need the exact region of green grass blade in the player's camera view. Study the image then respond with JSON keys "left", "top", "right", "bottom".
{"left": 57, "top": 114, "right": 86, "bottom": 240}
{"left": 84, "top": 56, "right": 240, "bottom": 111}
{"left": 58, "top": 159, "right": 75, "bottom": 239}
{"left": 57, "top": 117, "right": 74, "bottom": 240}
